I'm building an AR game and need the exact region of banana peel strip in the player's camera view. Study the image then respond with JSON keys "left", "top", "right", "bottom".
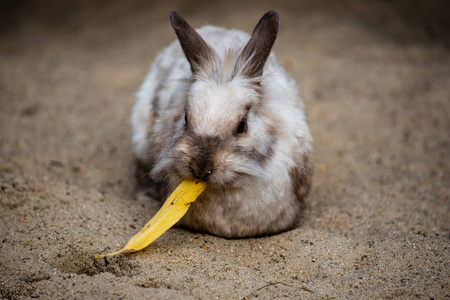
{"left": 96, "top": 179, "right": 207, "bottom": 258}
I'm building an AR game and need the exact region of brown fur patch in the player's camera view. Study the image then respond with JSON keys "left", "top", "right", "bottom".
{"left": 290, "top": 153, "right": 314, "bottom": 203}
{"left": 239, "top": 11, "right": 278, "bottom": 78}
{"left": 233, "top": 123, "right": 277, "bottom": 166}
{"left": 170, "top": 11, "right": 216, "bottom": 75}
{"left": 186, "top": 134, "right": 223, "bottom": 180}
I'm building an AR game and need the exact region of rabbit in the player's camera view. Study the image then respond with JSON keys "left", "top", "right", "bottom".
{"left": 131, "top": 10, "right": 313, "bottom": 238}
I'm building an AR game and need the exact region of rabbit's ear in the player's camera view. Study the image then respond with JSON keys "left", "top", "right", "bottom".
{"left": 170, "top": 11, "right": 215, "bottom": 74}
{"left": 240, "top": 11, "right": 278, "bottom": 78}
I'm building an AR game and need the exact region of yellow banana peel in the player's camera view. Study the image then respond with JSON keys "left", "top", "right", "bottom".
{"left": 96, "top": 179, "right": 207, "bottom": 258}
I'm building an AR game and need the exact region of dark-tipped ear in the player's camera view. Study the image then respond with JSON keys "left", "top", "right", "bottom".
{"left": 170, "top": 11, "right": 215, "bottom": 74}
{"left": 240, "top": 10, "right": 279, "bottom": 78}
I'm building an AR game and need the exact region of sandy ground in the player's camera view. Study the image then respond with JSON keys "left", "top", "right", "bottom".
{"left": 1, "top": 0, "right": 449, "bottom": 299}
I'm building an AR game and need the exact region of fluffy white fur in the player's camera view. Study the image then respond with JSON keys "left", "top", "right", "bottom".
{"left": 131, "top": 12, "right": 313, "bottom": 238}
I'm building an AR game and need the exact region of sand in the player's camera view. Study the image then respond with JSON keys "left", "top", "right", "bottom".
{"left": 1, "top": 0, "right": 449, "bottom": 299}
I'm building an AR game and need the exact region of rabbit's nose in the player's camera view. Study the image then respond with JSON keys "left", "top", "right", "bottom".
{"left": 189, "top": 166, "right": 213, "bottom": 180}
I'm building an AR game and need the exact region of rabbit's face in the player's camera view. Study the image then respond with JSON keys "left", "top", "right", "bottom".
{"left": 147, "top": 10, "right": 281, "bottom": 190}
{"left": 171, "top": 78, "right": 270, "bottom": 189}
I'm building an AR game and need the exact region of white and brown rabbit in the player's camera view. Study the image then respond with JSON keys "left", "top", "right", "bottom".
{"left": 131, "top": 11, "right": 313, "bottom": 238}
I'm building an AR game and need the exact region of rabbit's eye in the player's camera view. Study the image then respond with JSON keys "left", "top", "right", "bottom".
{"left": 235, "top": 118, "right": 247, "bottom": 135}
